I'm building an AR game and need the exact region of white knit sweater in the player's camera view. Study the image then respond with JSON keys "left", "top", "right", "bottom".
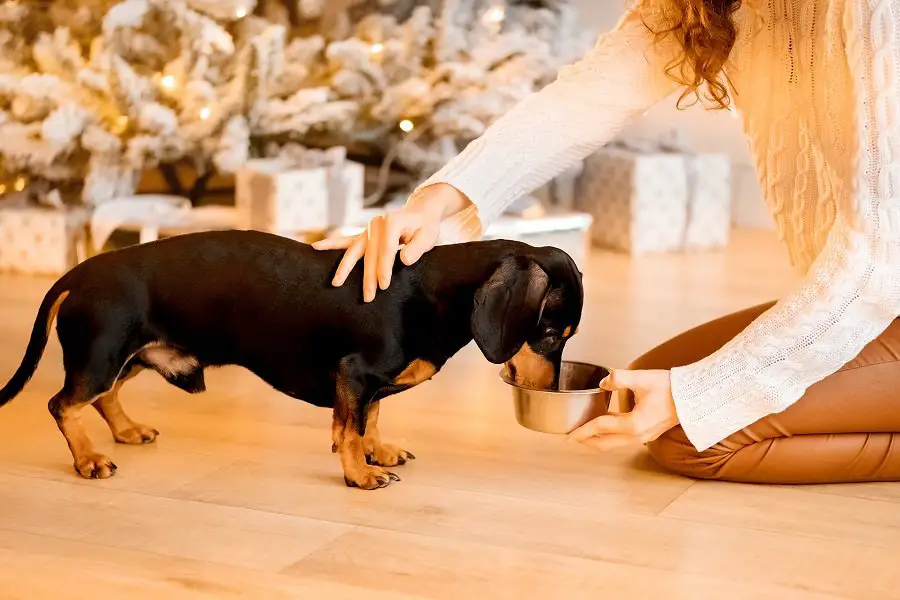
{"left": 421, "top": 0, "right": 900, "bottom": 451}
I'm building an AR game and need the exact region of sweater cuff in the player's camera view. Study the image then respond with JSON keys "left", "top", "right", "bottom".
{"left": 416, "top": 136, "right": 515, "bottom": 229}
{"left": 669, "top": 363, "right": 801, "bottom": 452}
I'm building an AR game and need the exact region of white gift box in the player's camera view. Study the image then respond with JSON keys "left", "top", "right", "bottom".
{"left": 576, "top": 142, "right": 731, "bottom": 254}
{"left": 235, "top": 154, "right": 365, "bottom": 234}
{"left": 0, "top": 206, "right": 89, "bottom": 276}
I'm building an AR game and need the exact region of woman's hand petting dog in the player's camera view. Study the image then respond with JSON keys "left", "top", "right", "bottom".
{"left": 567, "top": 369, "right": 679, "bottom": 450}
{"left": 314, "top": 183, "right": 472, "bottom": 302}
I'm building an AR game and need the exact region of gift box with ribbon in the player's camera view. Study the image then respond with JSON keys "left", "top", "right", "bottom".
{"left": 235, "top": 146, "right": 365, "bottom": 235}
{"left": 575, "top": 132, "right": 731, "bottom": 254}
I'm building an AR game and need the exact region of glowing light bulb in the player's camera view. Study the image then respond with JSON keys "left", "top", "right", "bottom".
{"left": 399, "top": 119, "right": 414, "bottom": 133}
{"left": 235, "top": 5, "right": 248, "bottom": 18}
{"left": 483, "top": 6, "right": 505, "bottom": 25}
{"left": 160, "top": 74, "right": 176, "bottom": 90}
{"left": 370, "top": 42, "right": 384, "bottom": 55}
{"left": 199, "top": 106, "right": 212, "bottom": 120}
{"left": 0, "top": 184, "right": 7, "bottom": 195}
{"left": 114, "top": 114, "right": 129, "bottom": 134}
{"left": 13, "top": 176, "right": 26, "bottom": 192}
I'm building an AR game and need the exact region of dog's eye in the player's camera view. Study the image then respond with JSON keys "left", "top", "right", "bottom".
{"left": 543, "top": 327, "right": 558, "bottom": 338}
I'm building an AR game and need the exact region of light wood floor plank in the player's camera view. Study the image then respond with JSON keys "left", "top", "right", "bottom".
{"left": 0, "top": 472, "right": 351, "bottom": 571}
{"left": 661, "top": 481, "right": 900, "bottom": 550}
{"left": 0, "top": 530, "right": 425, "bottom": 600}
{"left": 283, "top": 526, "right": 842, "bottom": 600}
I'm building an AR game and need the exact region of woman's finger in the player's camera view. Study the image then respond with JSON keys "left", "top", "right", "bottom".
{"left": 600, "top": 369, "right": 642, "bottom": 393}
{"left": 363, "top": 217, "right": 385, "bottom": 302}
{"left": 332, "top": 235, "right": 366, "bottom": 286}
{"left": 399, "top": 222, "right": 437, "bottom": 265}
{"left": 377, "top": 214, "right": 405, "bottom": 291}
{"left": 312, "top": 236, "right": 356, "bottom": 250}
{"left": 566, "top": 413, "right": 633, "bottom": 442}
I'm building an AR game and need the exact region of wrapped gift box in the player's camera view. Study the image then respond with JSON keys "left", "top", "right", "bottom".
{"left": 235, "top": 147, "right": 365, "bottom": 234}
{"left": 0, "top": 206, "right": 90, "bottom": 276}
{"left": 576, "top": 138, "right": 731, "bottom": 254}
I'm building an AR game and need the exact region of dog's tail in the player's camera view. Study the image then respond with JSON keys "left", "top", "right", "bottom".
{"left": 0, "top": 282, "right": 70, "bottom": 407}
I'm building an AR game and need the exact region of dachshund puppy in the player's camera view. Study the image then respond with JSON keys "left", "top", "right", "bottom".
{"left": 0, "top": 231, "right": 583, "bottom": 489}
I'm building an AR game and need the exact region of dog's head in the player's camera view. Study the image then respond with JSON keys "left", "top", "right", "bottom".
{"left": 471, "top": 248, "right": 583, "bottom": 390}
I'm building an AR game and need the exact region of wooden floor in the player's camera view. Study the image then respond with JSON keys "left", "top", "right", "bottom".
{"left": 1, "top": 231, "right": 898, "bottom": 599}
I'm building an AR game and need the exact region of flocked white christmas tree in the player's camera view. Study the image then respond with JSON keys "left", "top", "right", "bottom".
{"left": 0, "top": 0, "right": 592, "bottom": 206}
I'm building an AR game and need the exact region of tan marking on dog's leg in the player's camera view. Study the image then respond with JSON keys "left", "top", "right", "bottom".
{"left": 92, "top": 368, "right": 159, "bottom": 445}
{"left": 393, "top": 359, "right": 437, "bottom": 386}
{"left": 363, "top": 402, "right": 416, "bottom": 467}
{"left": 333, "top": 368, "right": 399, "bottom": 490}
{"left": 53, "top": 392, "right": 117, "bottom": 479}
{"left": 506, "top": 343, "right": 555, "bottom": 389}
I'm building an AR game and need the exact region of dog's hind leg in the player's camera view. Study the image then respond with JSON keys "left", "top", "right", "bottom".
{"left": 49, "top": 382, "right": 119, "bottom": 479}
{"left": 363, "top": 401, "right": 415, "bottom": 468}
{"left": 92, "top": 366, "right": 159, "bottom": 445}
{"left": 51, "top": 319, "right": 137, "bottom": 479}
{"left": 332, "top": 356, "right": 400, "bottom": 490}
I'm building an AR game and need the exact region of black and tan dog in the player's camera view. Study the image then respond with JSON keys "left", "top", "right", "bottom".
{"left": 0, "top": 230, "right": 583, "bottom": 489}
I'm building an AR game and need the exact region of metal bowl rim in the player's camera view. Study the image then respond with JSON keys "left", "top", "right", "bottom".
{"left": 499, "top": 360, "right": 609, "bottom": 395}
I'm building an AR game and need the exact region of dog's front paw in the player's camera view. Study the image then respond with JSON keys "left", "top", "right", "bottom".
{"left": 114, "top": 424, "right": 160, "bottom": 445}
{"left": 366, "top": 443, "right": 416, "bottom": 468}
{"left": 74, "top": 454, "right": 118, "bottom": 479}
{"left": 344, "top": 465, "right": 401, "bottom": 490}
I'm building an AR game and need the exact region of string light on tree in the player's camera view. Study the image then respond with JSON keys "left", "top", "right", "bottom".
{"left": 199, "top": 106, "right": 212, "bottom": 121}
{"left": 483, "top": 5, "right": 505, "bottom": 26}
{"left": 113, "top": 115, "right": 129, "bottom": 134}
{"left": 160, "top": 74, "right": 176, "bottom": 90}
{"left": 370, "top": 42, "right": 384, "bottom": 57}
{"left": 235, "top": 5, "right": 248, "bottom": 18}
{"left": 13, "top": 175, "right": 26, "bottom": 192}
{"left": 399, "top": 119, "right": 415, "bottom": 133}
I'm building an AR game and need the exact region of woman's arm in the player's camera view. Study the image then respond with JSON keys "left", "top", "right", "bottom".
{"left": 318, "top": 1, "right": 682, "bottom": 299}
{"left": 670, "top": 0, "right": 900, "bottom": 452}
{"left": 420, "top": 2, "right": 681, "bottom": 242}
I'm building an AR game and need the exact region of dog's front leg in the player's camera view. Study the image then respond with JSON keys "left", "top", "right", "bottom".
{"left": 332, "top": 358, "right": 400, "bottom": 490}
{"left": 363, "top": 401, "right": 416, "bottom": 467}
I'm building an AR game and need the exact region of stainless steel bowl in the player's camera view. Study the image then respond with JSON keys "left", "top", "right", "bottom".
{"left": 500, "top": 361, "right": 611, "bottom": 434}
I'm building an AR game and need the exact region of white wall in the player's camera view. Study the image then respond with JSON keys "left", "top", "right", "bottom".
{"left": 570, "top": 1, "right": 771, "bottom": 229}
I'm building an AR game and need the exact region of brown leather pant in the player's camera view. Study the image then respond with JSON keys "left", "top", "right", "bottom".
{"left": 636, "top": 302, "right": 900, "bottom": 484}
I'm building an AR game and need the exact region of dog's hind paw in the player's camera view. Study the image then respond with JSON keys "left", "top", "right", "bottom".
{"left": 74, "top": 454, "right": 118, "bottom": 479}
{"left": 114, "top": 424, "right": 160, "bottom": 445}
{"left": 344, "top": 465, "right": 401, "bottom": 490}
{"left": 366, "top": 443, "right": 416, "bottom": 467}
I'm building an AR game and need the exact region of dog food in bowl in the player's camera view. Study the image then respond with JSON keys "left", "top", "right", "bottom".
{"left": 500, "top": 361, "right": 611, "bottom": 434}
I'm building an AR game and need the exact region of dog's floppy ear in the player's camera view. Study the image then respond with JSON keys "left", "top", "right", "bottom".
{"left": 471, "top": 256, "right": 550, "bottom": 364}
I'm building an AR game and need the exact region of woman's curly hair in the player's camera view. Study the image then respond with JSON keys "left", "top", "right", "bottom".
{"left": 645, "top": 0, "right": 743, "bottom": 109}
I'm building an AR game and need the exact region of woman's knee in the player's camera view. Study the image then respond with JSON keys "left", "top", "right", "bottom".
{"left": 646, "top": 427, "right": 733, "bottom": 480}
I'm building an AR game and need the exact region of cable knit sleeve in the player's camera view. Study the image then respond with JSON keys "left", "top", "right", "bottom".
{"left": 670, "top": 0, "right": 900, "bottom": 452}
{"left": 422, "top": 2, "right": 680, "bottom": 243}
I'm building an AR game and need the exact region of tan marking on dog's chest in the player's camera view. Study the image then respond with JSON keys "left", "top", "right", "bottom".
{"left": 393, "top": 359, "right": 437, "bottom": 386}
{"left": 140, "top": 344, "right": 199, "bottom": 377}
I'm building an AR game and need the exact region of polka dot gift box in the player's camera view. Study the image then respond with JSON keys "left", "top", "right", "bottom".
{"left": 0, "top": 206, "right": 90, "bottom": 276}
{"left": 575, "top": 137, "right": 731, "bottom": 255}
